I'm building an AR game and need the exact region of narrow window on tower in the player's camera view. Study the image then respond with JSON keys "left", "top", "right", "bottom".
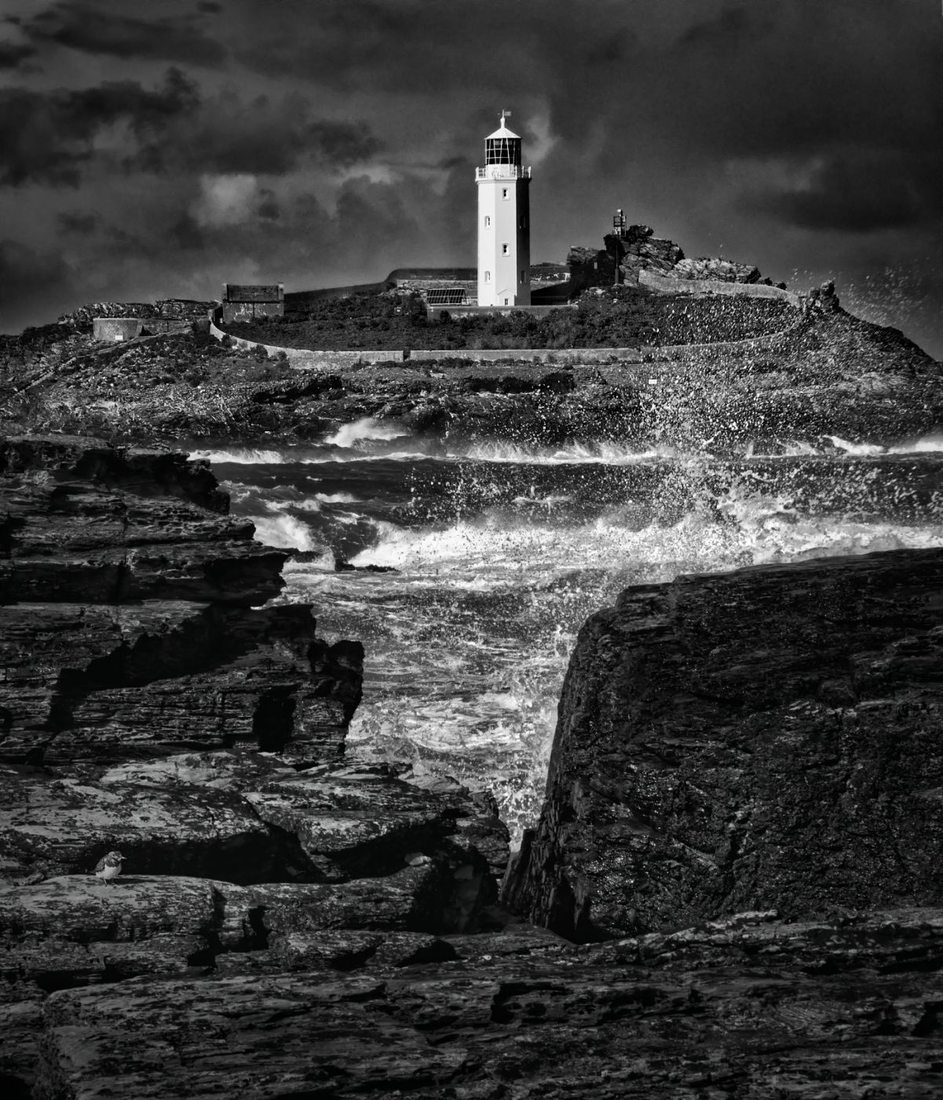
{"left": 502, "top": 243, "right": 509, "bottom": 255}
{"left": 484, "top": 215, "right": 491, "bottom": 228}
{"left": 520, "top": 270, "right": 526, "bottom": 282}
{"left": 502, "top": 188, "right": 509, "bottom": 200}
{"left": 484, "top": 271, "right": 491, "bottom": 283}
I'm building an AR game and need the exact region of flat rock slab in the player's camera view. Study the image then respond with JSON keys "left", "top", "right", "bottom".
{"left": 34, "top": 910, "right": 943, "bottom": 1098}
{"left": 0, "top": 766, "right": 278, "bottom": 882}
{"left": 0, "top": 756, "right": 508, "bottom": 918}
{"left": 507, "top": 547, "right": 943, "bottom": 939}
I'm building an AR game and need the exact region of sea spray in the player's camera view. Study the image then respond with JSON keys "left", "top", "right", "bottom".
{"left": 208, "top": 436, "right": 943, "bottom": 844}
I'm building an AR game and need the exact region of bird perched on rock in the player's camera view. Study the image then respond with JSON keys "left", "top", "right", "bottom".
{"left": 92, "top": 851, "right": 125, "bottom": 884}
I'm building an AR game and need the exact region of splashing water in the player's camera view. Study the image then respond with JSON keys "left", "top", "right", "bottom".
{"left": 211, "top": 428, "right": 943, "bottom": 844}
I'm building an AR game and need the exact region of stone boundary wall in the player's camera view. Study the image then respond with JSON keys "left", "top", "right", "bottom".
{"left": 207, "top": 318, "right": 405, "bottom": 365}
{"left": 409, "top": 347, "right": 645, "bottom": 364}
{"left": 209, "top": 313, "right": 807, "bottom": 369}
{"left": 639, "top": 269, "right": 803, "bottom": 306}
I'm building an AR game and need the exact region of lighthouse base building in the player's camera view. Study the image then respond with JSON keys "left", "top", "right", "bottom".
{"left": 476, "top": 112, "right": 531, "bottom": 308}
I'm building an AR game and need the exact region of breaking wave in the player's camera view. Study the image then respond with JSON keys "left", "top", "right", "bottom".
{"left": 213, "top": 435, "right": 943, "bottom": 843}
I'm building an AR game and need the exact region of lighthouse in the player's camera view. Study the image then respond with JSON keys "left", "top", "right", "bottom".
{"left": 476, "top": 110, "right": 531, "bottom": 307}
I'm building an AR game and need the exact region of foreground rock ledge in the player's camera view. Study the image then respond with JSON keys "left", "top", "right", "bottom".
{"left": 505, "top": 547, "right": 943, "bottom": 940}
{"left": 31, "top": 909, "right": 943, "bottom": 1099}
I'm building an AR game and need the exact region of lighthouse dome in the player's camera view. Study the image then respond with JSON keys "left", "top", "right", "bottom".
{"left": 486, "top": 119, "right": 520, "bottom": 140}
{"left": 484, "top": 111, "right": 522, "bottom": 167}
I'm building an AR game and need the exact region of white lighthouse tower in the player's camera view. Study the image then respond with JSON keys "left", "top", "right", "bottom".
{"left": 476, "top": 110, "right": 531, "bottom": 307}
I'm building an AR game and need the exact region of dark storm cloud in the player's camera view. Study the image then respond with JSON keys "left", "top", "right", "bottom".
{"left": 0, "top": 66, "right": 380, "bottom": 187}
{"left": 131, "top": 98, "right": 381, "bottom": 177}
{"left": 0, "top": 39, "right": 36, "bottom": 68}
{"left": 679, "top": 3, "right": 775, "bottom": 48}
{"left": 57, "top": 209, "right": 101, "bottom": 235}
{"left": 752, "top": 150, "right": 943, "bottom": 234}
{"left": 0, "top": 68, "right": 198, "bottom": 186}
{"left": 22, "top": 1, "right": 227, "bottom": 67}
{"left": 0, "top": 239, "right": 74, "bottom": 329}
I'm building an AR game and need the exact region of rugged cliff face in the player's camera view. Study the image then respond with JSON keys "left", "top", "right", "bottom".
{"left": 505, "top": 548, "right": 943, "bottom": 940}
{"left": 0, "top": 436, "right": 509, "bottom": 1095}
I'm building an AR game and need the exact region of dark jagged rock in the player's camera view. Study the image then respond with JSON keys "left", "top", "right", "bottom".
{"left": 0, "top": 603, "right": 361, "bottom": 764}
{"left": 0, "top": 434, "right": 509, "bottom": 1093}
{"left": 0, "top": 435, "right": 282, "bottom": 605}
{"left": 30, "top": 908, "right": 943, "bottom": 1099}
{"left": 0, "top": 435, "right": 228, "bottom": 511}
{"left": 505, "top": 547, "right": 943, "bottom": 940}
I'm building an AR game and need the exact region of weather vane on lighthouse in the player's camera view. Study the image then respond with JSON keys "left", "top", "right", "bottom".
{"left": 476, "top": 110, "right": 532, "bottom": 308}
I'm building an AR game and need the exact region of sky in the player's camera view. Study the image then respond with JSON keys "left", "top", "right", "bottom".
{"left": 1, "top": 0, "right": 941, "bottom": 357}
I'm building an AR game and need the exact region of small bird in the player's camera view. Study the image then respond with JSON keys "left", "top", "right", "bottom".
{"left": 92, "top": 851, "right": 125, "bottom": 884}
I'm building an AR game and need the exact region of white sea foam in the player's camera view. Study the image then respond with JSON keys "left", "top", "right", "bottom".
{"left": 888, "top": 430, "right": 943, "bottom": 454}
{"left": 190, "top": 447, "right": 290, "bottom": 464}
{"left": 278, "top": 465, "right": 943, "bottom": 844}
{"left": 315, "top": 491, "right": 361, "bottom": 503}
{"left": 250, "top": 513, "right": 317, "bottom": 551}
{"left": 350, "top": 492, "right": 943, "bottom": 578}
{"left": 464, "top": 441, "right": 671, "bottom": 465}
{"left": 825, "top": 435, "right": 886, "bottom": 457}
{"left": 323, "top": 417, "right": 405, "bottom": 448}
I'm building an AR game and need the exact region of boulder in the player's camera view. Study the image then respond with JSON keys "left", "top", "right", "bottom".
{"left": 506, "top": 548, "right": 943, "bottom": 939}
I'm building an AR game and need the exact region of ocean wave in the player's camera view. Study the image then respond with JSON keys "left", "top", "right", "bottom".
{"left": 349, "top": 497, "right": 943, "bottom": 576}
{"left": 315, "top": 491, "right": 362, "bottom": 503}
{"left": 190, "top": 447, "right": 294, "bottom": 464}
{"left": 249, "top": 512, "right": 319, "bottom": 552}
{"left": 322, "top": 417, "right": 406, "bottom": 448}
{"left": 888, "top": 430, "right": 943, "bottom": 454}
{"left": 463, "top": 441, "right": 673, "bottom": 465}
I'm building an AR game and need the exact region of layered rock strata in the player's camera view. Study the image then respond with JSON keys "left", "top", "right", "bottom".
{"left": 0, "top": 436, "right": 509, "bottom": 1095}
{"left": 26, "top": 908, "right": 943, "bottom": 1098}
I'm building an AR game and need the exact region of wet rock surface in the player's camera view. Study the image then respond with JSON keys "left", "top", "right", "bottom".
{"left": 0, "top": 436, "right": 510, "bottom": 1095}
{"left": 507, "top": 547, "right": 943, "bottom": 939}
{"left": 28, "top": 909, "right": 943, "bottom": 1099}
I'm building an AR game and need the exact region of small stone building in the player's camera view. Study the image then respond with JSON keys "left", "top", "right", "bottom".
{"left": 222, "top": 284, "right": 285, "bottom": 324}
{"left": 92, "top": 318, "right": 144, "bottom": 342}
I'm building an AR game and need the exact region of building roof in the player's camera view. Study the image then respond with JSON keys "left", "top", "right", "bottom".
{"left": 486, "top": 111, "right": 520, "bottom": 140}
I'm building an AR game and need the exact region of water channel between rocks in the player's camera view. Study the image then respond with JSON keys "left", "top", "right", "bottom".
{"left": 193, "top": 422, "right": 943, "bottom": 843}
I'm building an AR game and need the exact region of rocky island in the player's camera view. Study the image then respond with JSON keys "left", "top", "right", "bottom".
{"left": 2, "top": 231, "right": 940, "bottom": 454}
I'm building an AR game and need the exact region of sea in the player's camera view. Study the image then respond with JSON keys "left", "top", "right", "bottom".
{"left": 191, "top": 420, "right": 943, "bottom": 844}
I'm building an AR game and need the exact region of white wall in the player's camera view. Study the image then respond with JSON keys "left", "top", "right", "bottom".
{"left": 477, "top": 175, "right": 531, "bottom": 307}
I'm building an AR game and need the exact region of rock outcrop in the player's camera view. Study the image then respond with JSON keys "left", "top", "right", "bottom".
{"left": 569, "top": 225, "right": 767, "bottom": 293}
{"left": 0, "top": 435, "right": 509, "bottom": 1095}
{"left": 506, "top": 547, "right": 943, "bottom": 940}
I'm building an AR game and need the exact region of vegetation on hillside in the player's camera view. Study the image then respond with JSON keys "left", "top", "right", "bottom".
{"left": 225, "top": 287, "right": 798, "bottom": 351}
